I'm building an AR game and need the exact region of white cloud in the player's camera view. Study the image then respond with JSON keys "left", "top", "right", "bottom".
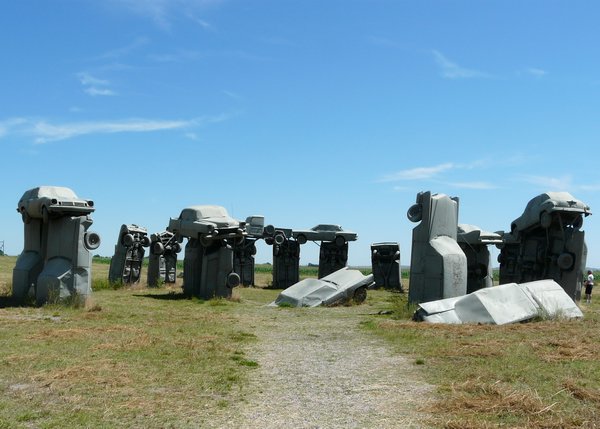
{"left": 148, "top": 49, "right": 203, "bottom": 63}
{"left": 520, "top": 174, "right": 573, "bottom": 191}
{"left": 84, "top": 87, "right": 117, "bottom": 97}
{"left": 77, "top": 72, "right": 116, "bottom": 96}
{"left": 445, "top": 181, "right": 498, "bottom": 190}
{"left": 367, "top": 36, "right": 397, "bottom": 47}
{"left": 0, "top": 114, "right": 228, "bottom": 144}
{"left": 380, "top": 163, "right": 455, "bottom": 182}
{"left": 94, "top": 37, "right": 150, "bottom": 60}
{"left": 432, "top": 50, "right": 490, "bottom": 79}
{"left": 525, "top": 67, "right": 548, "bottom": 77}
{"left": 109, "top": 0, "right": 224, "bottom": 30}
{"left": 77, "top": 73, "right": 109, "bottom": 86}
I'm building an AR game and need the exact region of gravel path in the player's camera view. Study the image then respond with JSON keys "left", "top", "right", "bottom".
{"left": 211, "top": 303, "right": 434, "bottom": 428}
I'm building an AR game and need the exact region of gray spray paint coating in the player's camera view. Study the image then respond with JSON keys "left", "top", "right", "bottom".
{"left": 407, "top": 191, "right": 467, "bottom": 304}
{"left": 13, "top": 186, "right": 100, "bottom": 305}
{"left": 498, "top": 192, "right": 591, "bottom": 300}
{"left": 108, "top": 224, "right": 150, "bottom": 284}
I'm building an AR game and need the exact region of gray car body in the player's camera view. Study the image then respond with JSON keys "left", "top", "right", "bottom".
{"left": 168, "top": 205, "right": 246, "bottom": 242}
{"left": 510, "top": 192, "right": 591, "bottom": 234}
{"left": 17, "top": 186, "right": 94, "bottom": 221}
{"left": 292, "top": 224, "right": 357, "bottom": 244}
{"left": 271, "top": 267, "right": 374, "bottom": 307}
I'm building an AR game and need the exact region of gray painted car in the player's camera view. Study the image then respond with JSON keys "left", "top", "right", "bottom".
{"left": 510, "top": 192, "right": 591, "bottom": 235}
{"left": 271, "top": 267, "right": 374, "bottom": 307}
{"left": 292, "top": 224, "right": 357, "bottom": 245}
{"left": 168, "top": 205, "right": 246, "bottom": 246}
{"left": 17, "top": 186, "right": 94, "bottom": 223}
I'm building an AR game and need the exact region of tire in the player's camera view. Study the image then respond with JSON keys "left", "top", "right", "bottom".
{"left": 335, "top": 235, "right": 346, "bottom": 246}
{"left": 557, "top": 252, "right": 574, "bottom": 270}
{"left": 264, "top": 224, "right": 275, "bottom": 236}
{"left": 573, "top": 214, "right": 583, "bottom": 230}
{"left": 297, "top": 234, "right": 307, "bottom": 245}
{"left": 173, "top": 243, "right": 182, "bottom": 253}
{"left": 199, "top": 235, "right": 212, "bottom": 248}
{"left": 84, "top": 232, "right": 101, "bottom": 250}
{"left": 142, "top": 235, "right": 151, "bottom": 247}
{"left": 274, "top": 233, "right": 285, "bottom": 245}
{"left": 152, "top": 241, "right": 165, "bottom": 255}
{"left": 353, "top": 287, "right": 367, "bottom": 304}
{"left": 122, "top": 233, "right": 134, "bottom": 247}
{"left": 540, "top": 212, "right": 552, "bottom": 229}
{"left": 407, "top": 204, "right": 423, "bottom": 223}
{"left": 227, "top": 272, "right": 241, "bottom": 288}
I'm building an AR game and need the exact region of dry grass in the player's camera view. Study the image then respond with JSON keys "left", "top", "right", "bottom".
{"left": 368, "top": 285, "right": 600, "bottom": 428}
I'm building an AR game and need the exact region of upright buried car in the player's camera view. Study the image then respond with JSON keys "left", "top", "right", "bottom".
{"left": 17, "top": 186, "right": 94, "bottom": 224}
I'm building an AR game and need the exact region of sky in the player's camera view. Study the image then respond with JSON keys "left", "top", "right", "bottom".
{"left": 1, "top": 0, "right": 599, "bottom": 268}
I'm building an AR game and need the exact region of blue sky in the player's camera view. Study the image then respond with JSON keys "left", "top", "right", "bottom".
{"left": 1, "top": 0, "right": 599, "bottom": 268}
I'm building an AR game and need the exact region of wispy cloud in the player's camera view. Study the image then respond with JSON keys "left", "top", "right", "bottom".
{"left": 367, "top": 36, "right": 397, "bottom": 47}
{"left": 148, "top": 49, "right": 203, "bottom": 63}
{"left": 524, "top": 67, "right": 548, "bottom": 77}
{"left": 94, "top": 37, "right": 149, "bottom": 60}
{"left": 77, "top": 72, "right": 117, "bottom": 97}
{"left": 519, "top": 174, "right": 573, "bottom": 191}
{"left": 432, "top": 50, "right": 490, "bottom": 79}
{"left": 445, "top": 181, "right": 498, "bottom": 190}
{"left": 380, "top": 163, "right": 455, "bottom": 182}
{"left": 109, "top": 0, "right": 224, "bottom": 30}
{"left": 0, "top": 114, "right": 228, "bottom": 144}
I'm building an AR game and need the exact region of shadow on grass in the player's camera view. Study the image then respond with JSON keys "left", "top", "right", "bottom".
{"left": 0, "top": 295, "right": 36, "bottom": 308}
{"left": 133, "top": 292, "right": 193, "bottom": 301}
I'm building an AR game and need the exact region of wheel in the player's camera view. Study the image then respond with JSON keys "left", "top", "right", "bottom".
{"left": 142, "top": 236, "right": 151, "bottom": 247}
{"left": 407, "top": 204, "right": 423, "bottom": 223}
{"left": 274, "top": 233, "right": 285, "bottom": 245}
{"left": 152, "top": 241, "right": 165, "bottom": 255}
{"left": 540, "top": 212, "right": 552, "bottom": 229}
{"left": 173, "top": 242, "right": 182, "bottom": 253}
{"left": 235, "top": 235, "right": 245, "bottom": 246}
{"left": 557, "top": 252, "right": 574, "bottom": 270}
{"left": 334, "top": 235, "right": 346, "bottom": 246}
{"left": 199, "top": 235, "right": 212, "bottom": 247}
{"left": 297, "top": 234, "right": 307, "bottom": 245}
{"left": 264, "top": 224, "right": 275, "bottom": 236}
{"left": 353, "top": 287, "right": 367, "bottom": 304}
{"left": 84, "top": 232, "right": 101, "bottom": 250}
{"left": 42, "top": 206, "right": 49, "bottom": 224}
{"left": 227, "top": 272, "right": 241, "bottom": 288}
{"left": 122, "top": 233, "right": 134, "bottom": 247}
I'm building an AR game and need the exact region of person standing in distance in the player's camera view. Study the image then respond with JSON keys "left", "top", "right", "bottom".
{"left": 585, "top": 270, "right": 594, "bottom": 303}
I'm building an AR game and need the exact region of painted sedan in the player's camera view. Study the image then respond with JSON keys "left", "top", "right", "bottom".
{"left": 292, "top": 224, "right": 357, "bottom": 245}
{"left": 17, "top": 186, "right": 95, "bottom": 223}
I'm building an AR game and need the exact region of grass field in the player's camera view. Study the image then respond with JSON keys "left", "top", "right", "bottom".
{"left": 0, "top": 255, "right": 599, "bottom": 428}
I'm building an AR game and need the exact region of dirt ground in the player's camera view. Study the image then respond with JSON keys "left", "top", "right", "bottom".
{"left": 209, "top": 299, "right": 434, "bottom": 428}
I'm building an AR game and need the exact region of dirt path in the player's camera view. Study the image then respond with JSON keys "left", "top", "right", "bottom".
{"left": 211, "top": 302, "right": 434, "bottom": 428}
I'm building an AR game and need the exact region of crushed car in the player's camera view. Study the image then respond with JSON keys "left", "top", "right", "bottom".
{"left": 413, "top": 279, "right": 583, "bottom": 325}
{"left": 270, "top": 267, "right": 374, "bottom": 307}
